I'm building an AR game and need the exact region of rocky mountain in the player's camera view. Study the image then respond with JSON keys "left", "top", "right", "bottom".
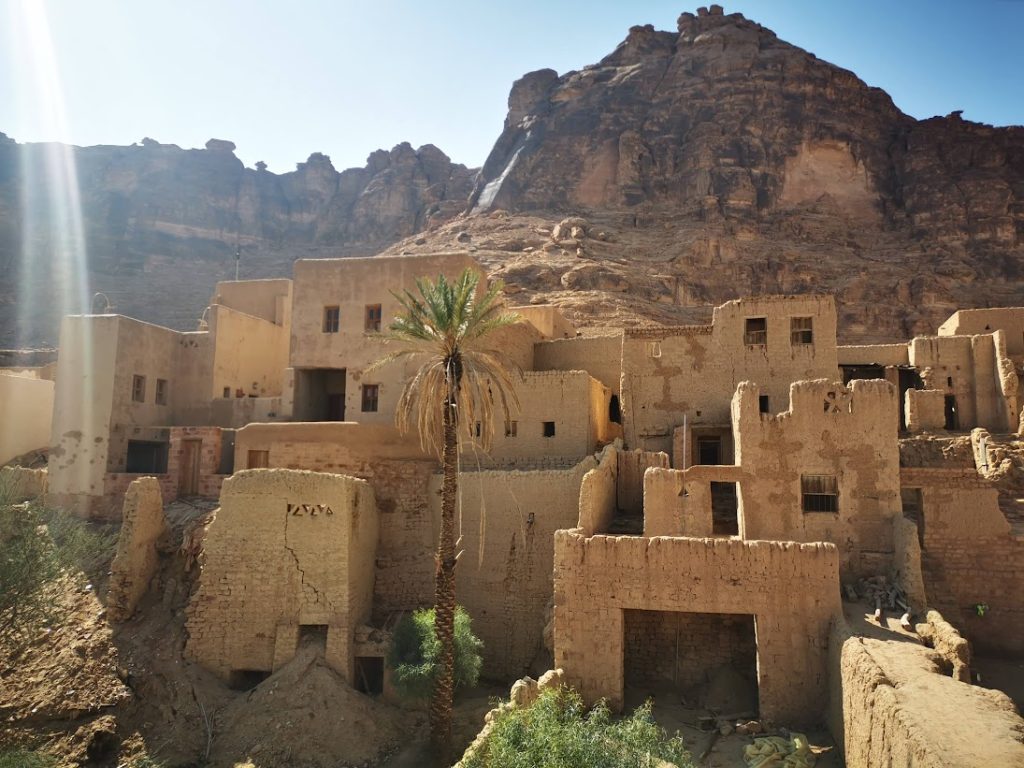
{"left": 0, "top": 136, "right": 474, "bottom": 346}
{"left": 3, "top": 5, "right": 1024, "bottom": 347}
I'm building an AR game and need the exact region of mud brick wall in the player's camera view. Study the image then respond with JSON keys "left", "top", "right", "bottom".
{"left": 554, "top": 533, "right": 841, "bottom": 725}
{"left": 904, "top": 389, "right": 945, "bottom": 432}
{"left": 185, "top": 469, "right": 377, "bottom": 683}
{"left": 624, "top": 610, "right": 756, "bottom": 691}
{"left": 901, "top": 467, "right": 1024, "bottom": 654}
{"left": 107, "top": 478, "right": 166, "bottom": 622}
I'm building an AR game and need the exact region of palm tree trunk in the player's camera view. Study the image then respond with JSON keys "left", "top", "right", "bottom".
{"left": 430, "top": 396, "right": 458, "bottom": 762}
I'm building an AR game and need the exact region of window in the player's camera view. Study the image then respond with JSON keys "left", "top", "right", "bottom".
{"left": 364, "top": 304, "right": 382, "bottom": 333}
{"left": 131, "top": 374, "right": 146, "bottom": 403}
{"left": 647, "top": 341, "right": 662, "bottom": 358}
{"left": 474, "top": 422, "right": 482, "bottom": 438}
{"left": 223, "top": 386, "right": 231, "bottom": 398}
{"left": 125, "top": 440, "right": 168, "bottom": 473}
{"left": 247, "top": 450, "right": 269, "bottom": 469}
{"left": 944, "top": 395, "right": 959, "bottom": 430}
{"left": 542, "top": 421, "right": 556, "bottom": 438}
{"left": 361, "top": 384, "right": 379, "bottom": 412}
{"left": 802, "top": 474, "right": 838, "bottom": 513}
{"left": 323, "top": 306, "right": 340, "bottom": 333}
{"left": 790, "top": 317, "right": 813, "bottom": 345}
{"left": 155, "top": 378, "right": 169, "bottom": 405}
{"left": 758, "top": 395, "right": 770, "bottom": 414}
{"left": 744, "top": 317, "right": 767, "bottom": 346}
{"left": 505, "top": 420, "right": 518, "bottom": 437}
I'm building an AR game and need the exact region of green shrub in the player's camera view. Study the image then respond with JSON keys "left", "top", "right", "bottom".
{"left": 387, "top": 606, "right": 483, "bottom": 699}
{"left": 463, "top": 687, "right": 694, "bottom": 768}
{"left": 0, "top": 749, "right": 56, "bottom": 768}
{"left": 0, "top": 489, "right": 116, "bottom": 645}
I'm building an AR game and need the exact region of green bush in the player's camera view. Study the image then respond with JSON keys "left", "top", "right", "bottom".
{"left": 463, "top": 687, "right": 694, "bottom": 768}
{"left": 0, "top": 488, "right": 115, "bottom": 645}
{"left": 387, "top": 606, "right": 483, "bottom": 699}
{"left": 0, "top": 749, "right": 56, "bottom": 768}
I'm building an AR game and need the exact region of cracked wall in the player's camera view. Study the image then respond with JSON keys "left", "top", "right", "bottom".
{"left": 185, "top": 469, "right": 377, "bottom": 683}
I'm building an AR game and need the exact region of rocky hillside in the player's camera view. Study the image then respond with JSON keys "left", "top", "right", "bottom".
{"left": 3, "top": 5, "right": 1024, "bottom": 347}
{"left": 0, "top": 136, "right": 474, "bottom": 346}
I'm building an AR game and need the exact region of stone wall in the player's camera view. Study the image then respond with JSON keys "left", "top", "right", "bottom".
{"left": 905, "top": 389, "right": 946, "bottom": 432}
{"left": 107, "top": 478, "right": 167, "bottom": 622}
{"left": 901, "top": 466, "right": 1024, "bottom": 654}
{"left": 554, "top": 533, "right": 841, "bottom": 724}
{"left": 186, "top": 469, "right": 378, "bottom": 683}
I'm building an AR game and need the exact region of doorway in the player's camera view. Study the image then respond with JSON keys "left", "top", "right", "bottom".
{"left": 293, "top": 368, "right": 347, "bottom": 421}
{"left": 179, "top": 439, "right": 202, "bottom": 496}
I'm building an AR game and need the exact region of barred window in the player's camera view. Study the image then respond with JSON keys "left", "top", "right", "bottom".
{"left": 131, "top": 374, "right": 146, "bottom": 403}
{"left": 323, "top": 306, "right": 340, "bottom": 333}
{"left": 802, "top": 474, "right": 838, "bottom": 513}
{"left": 791, "top": 317, "right": 813, "bottom": 345}
{"left": 361, "top": 384, "right": 379, "bottom": 412}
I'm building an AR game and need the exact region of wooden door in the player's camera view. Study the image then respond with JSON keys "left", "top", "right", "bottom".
{"left": 179, "top": 439, "right": 202, "bottom": 496}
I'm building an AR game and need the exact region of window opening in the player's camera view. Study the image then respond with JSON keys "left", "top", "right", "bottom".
{"left": 802, "top": 474, "right": 838, "bottom": 513}
{"left": 131, "top": 374, "right": 146, "bottom": 403}
{"left": 944, "top": 395, "right": 959, "bottom": 430}
{"left": 790, "top": 317, "right": 813, "bottom": 345}
{"left": 542, "top": 421, "right": 556, "bottom": 438}
{"left": 744, "top": 317, "right": 767, "bottom": 346}
{"left": 247, "top": 450, "right": 269, "bottom": 469}
{"left": 758, "top": 395, "right": 770, "bottom": 414}
{"left": 505, "top": 420, "right": 518, "bottom": 437}
{"left": 364, "top": 304, "right": 382, "bottom": 333}
{"left": 323, "top": 306, "right": 340, "bottom": 333}
{"left": 155, "top": 378, "right": 168, "bottom": 405}
{"left": 361, "top": 384, "right": 379, "bottom": 412}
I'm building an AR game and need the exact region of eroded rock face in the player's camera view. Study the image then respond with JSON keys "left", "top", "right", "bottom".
{"left": 0, "top": 135, "right": 475, "bottom": 346}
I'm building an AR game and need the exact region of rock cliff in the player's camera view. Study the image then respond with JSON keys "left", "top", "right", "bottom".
{"left": 0, "top": 136, "right": 474, "bottom": 345}
{"left": 3, "top": 5, "right": 1024, "bottom": 346}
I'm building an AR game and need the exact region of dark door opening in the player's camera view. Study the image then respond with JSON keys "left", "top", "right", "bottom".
{"left": 624, "top": 610, "right": 758, "bottom": 715}
{"left": 179, "top": 438, "right": 201, "bottom": 495}
{"left": 697, "top": 437, "right": 722, "bottom": 466}
{"left": 711, "top": 482, "right": 739, "bottom": 535}
{"left": 294, "top": 369, "right": 346, "bottom": 421}
{"left": 228, "top": 669, "right": 271, "bottom": 691}
{"left": 609, "top": 394, "right": 622, "bottom": 424}
{"left": 299, "top": 624, "right": 328, "bottom": 649}
{"left": 355, "top": 656, "right": 385, "bottom": 695}
{"left": 125, "top": 440, "right": 169, "bottom": 474}
{"left": 944, "top": 395, "right": 960, "bottom": 430}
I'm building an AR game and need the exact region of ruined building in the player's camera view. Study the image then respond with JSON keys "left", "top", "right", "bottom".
{"left": 8, "top": 250, "right": 1024, "bottom": 763}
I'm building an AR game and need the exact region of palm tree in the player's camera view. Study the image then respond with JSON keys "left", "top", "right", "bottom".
{"left": 370, "top": 268, "right": 521, "bottom": 758}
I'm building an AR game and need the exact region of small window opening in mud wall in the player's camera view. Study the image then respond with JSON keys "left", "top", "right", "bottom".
{"left": 155, "top": 378, "right": 169, "bottom": 405}
{"left": 609, "top": 394, "right": 622, "bottom": 424}
{"left": 744, "top": 317, "right": 767, "bottom": 346}
{"left": 710, "top": 482, "right": 739, "bottom": 536}
{"left": 355, "top": 656, "right": 385, "bottom": 695}
{"left": 247, "top": 449, "right": 269, "bottom": 469}
{"left": 505, "top": 420, "right": 518, "bottom": 437}
{"left": 361, "top": 384, "right": 379, "bottom": 413}
{"left": 790, "top": 317, "right": 813, "bottom": 345}
{"left": 299, "top": 624, "right": 329, "bottom": 650}
{"left": 228, "top": 669, "right": 271, "bottom": 691}
{"left": 901, "top": 487, "right": 924, "bottom": 548}
{"left": 131, "top": 374, "right": 146, "bottom": 403}
{"left": 944, "top": 395, "right": 959, "bottom": 430}
{"left": 624, "top": 610, "right": 758, "bottom": 716}
{"left": 802, "top": 474, "right": 838, "bottom": 513}
{"left": 323, "top": 306, "right": 340, "bottom": 333}
{"left": 758, "top": 395, "right": 770, "bottom": 414}
{"left": 125, "top": 440, "right": 168, "bottom": 473}
{"left": 364, "top": 304, "right": 382, "bottom": 333}
{"left": 543, "top": 421, "right": 556, "bottom": 438}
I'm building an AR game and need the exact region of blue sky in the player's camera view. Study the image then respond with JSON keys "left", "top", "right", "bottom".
{"left": 1, "top": 1, "right": 1022, "bottom": 173}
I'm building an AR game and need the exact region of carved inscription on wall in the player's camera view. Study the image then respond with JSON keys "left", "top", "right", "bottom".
{"left": 287, "top": 503, "right": 335, "bottom": 517}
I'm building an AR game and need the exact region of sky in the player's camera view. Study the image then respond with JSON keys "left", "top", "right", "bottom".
{"left": 1, "top": 0, "right": 1022, "bottom": 174}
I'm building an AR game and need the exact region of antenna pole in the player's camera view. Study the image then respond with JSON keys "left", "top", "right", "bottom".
{"left": 235, "top": 246, "right": 241, "bottom": 281}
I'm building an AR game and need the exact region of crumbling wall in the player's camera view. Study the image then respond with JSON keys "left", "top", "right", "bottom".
{"left": 107, "top": 478, "right": 167, "bottom": 622}
{"left": 904, "top": 389, "right": 945, "bottom": 432}
{"left": 916, "top": 610, "right": 970, "bottom": 683}
{"left": 616, "top": 449, "right": 668, "bottom": 514}
{"left": 439, "top": 458, "right": 595, "bottom": 678}
{"left": 901, "top": 466, "right": 1024, "bottom": 654}
{"left": 734, "top": 379, "right": 901, "bottom": 578}
{"left": 0, "top": 466, "right": 48, "bottom": 502}
{"left": 828, "top": 617, "right": 1024, "bottom": 767}
{"left": 890, "top": 516, "right": 927, "bottom": 615}
{"left": 186, "top": 469, "right": 378, "bottom": 683}
{"left": 578, "top": 446, "right": 616, "bottom": 536}
{"left": 554, "top": 533, "right": 840, "bottom": 724}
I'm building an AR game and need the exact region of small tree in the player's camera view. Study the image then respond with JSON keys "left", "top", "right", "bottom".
{"left": 388, "top": 606, "right": 483, "bottom": 700}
